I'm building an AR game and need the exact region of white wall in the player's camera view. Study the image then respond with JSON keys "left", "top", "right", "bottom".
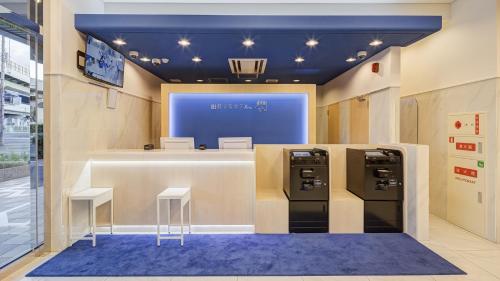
{"left": 401, "top": 0, "right": 499, "bottom": 96}
{"left": 318, "top": 47, "right": 401, "bottom": 145}
{"left": 319, "top": 47, "right": 401, "bottom": 106}
{"left": 400, "top": 0, "right": 499, "bottom": 242}
{"left": 44, "top": 0, "right": 164, "bottom": 251}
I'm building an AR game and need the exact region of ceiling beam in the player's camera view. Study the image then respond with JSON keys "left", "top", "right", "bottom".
{"left": 103, "top": 0, "right": 454, "bottom": 3}
{"left": 102, "top": 3, "right": 451, "bottom": 21}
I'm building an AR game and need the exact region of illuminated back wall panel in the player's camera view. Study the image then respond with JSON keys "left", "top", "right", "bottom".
{"left": 169, "top": 93, "right": 308, "bottom": 148}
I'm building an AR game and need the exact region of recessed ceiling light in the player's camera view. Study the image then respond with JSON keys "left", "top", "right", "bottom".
{"left": 245, "top": 79, "right": 252, "bottom": 83}
{"left": 293, "top": 79, "right": 300, "bottom": 83}
{"left": 140, "top": 57, "right": 151, "bottom": 62}
{"left": 242, "top": 38, "right": 255, "bottom": 48}
{"left": 112, "top": 38, "right": 126, "bottom": 46}
{"left": 192, "top": 56, "right": 202, "bottom": 63}
{"left": 306, "top": 39, "right": 319, "bottom": 48}
{"left": 295, "top": 56, "right": 305, "bottom": 63}
{"left": 161, "top": 58, "right": 170, "bottom": 64}
{"left": 369, "top": 39, "right": 383, "bottom": 47}
{"left": 196, "top": 79, "right": 204, "bottom": 82}
{"left": 178, "top": 38, "right": 191, "bottom": 47}
{"left": 346, "top": 57, "right": 357, "bottom": 63}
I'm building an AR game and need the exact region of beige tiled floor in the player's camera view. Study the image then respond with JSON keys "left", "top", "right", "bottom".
{"left": 4, "top": 215, "right": 500, "bottom": 281}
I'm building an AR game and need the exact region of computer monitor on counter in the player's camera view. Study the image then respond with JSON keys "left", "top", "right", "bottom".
{"left": 160, "top": 137, "right": 195, "bottom": 149}
{"left": 218, "top": 137, "right": 253, "bottom": 149}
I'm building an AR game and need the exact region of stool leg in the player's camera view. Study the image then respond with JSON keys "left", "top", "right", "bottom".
{"left": 180, "top": 201, "right": 184, "bottom": 246}
{"left": 188, "top": 200, "right": 192, "bottom": 234}
{"left": 156, "top": 198, "right": 160, "bottom": 246}
{"left": 91, "top": 201, "right": 96, "bottom": 247}
{"left": 110, "top": 198, "right": 114, "bottom": 234}
{"left": 167, "top": 199, "right": 170, "bottom": 234}
{"left": 68, "top": 198, "right": 72, "bottom": 246}
{"left": 88, "top": 201, "right": 91, "bottom": 233}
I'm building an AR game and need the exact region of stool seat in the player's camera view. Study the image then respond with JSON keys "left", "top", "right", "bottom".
{"left": 158, "top": 187, "right": 190, "bottom": 200}
{"left": 69, "top": 187, "right": 114, "bottom": 247}
{"left": 157, "top": 187, "right": 192, "bottom": 246}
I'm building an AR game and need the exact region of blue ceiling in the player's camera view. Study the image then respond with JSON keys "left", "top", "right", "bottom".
{"left": 75, "top": 15, "right": 441, "bottom": 85}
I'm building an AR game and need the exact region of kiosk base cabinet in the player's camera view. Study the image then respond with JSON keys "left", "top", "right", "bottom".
{"left": 289, "top": 201, "right": 329, "bottom": 233}
{"left": 364, "top": 201, "right": 403, "bottom": 233}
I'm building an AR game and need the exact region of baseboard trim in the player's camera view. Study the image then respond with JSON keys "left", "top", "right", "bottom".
{"left": 96, "top": 225, "right": 255, "bottom": 234}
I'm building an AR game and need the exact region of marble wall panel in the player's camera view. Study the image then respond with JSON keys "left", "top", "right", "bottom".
{"left": 369, "top": 87, "right": 400, "bottom": 144}
{"left": 51, "top": 76, "right": 156, "bottom": 249}
{"left": 401, "top": 79, "right": 497, "bottom": 229}
{"left": 400, "top": 97, "right": 418, "bottom": 144}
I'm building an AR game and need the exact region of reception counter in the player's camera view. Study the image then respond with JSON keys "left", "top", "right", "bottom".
{"left": 90, "top": 149, "right": 255, "bottom": 232}
{"left": 85, "top": 144, "right": 428, "bottom": 241}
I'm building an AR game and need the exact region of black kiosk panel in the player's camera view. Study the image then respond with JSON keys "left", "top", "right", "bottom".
{"left": 347, "top": 148, "right": 404, "bottom": 233}
{"left": 284, "top": 148, "right": 329, "bottom": 233}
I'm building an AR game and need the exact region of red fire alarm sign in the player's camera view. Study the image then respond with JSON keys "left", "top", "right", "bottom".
{"left": 372, "top": 63, "right": 380, "bottom": 73}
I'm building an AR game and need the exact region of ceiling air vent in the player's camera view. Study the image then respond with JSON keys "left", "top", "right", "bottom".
{"left": 228, "top": 58, "right": 267, "bottom": 79}
{"left": 265, "top": 79, "right": 279, "bottom": 84}
{"left": 208, "top": 77, "right": 229, "bottom": 84}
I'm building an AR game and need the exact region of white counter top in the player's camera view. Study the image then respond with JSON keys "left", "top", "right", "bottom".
{"left": 90, "top": 149, "right": 255, "bottom": 162}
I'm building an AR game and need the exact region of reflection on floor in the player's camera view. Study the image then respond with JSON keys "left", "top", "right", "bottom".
{"left": 4, "top": 215, "right": 500, "bottom": 281}
{"left": 0, "top": 176, "right": 44, "bottom": 268}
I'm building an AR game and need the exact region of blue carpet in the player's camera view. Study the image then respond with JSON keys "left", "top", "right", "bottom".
{"left": 28, "top": 234, "right": 464, "bottom": 277}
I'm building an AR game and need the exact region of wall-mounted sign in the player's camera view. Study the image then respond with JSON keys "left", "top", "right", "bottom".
{"left": 169, "top": 93, "right": 308, "bottom": 148}
{"left": 209, "top": 100, "right": 268, "bottom": 112}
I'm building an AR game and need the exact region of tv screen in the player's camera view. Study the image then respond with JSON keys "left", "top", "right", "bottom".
{"left": 84, "top": 35, "right": 125, "bottom": 87}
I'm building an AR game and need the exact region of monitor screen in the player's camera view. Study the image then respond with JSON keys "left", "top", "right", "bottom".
{"left": 84, "top": 35, "right": 125, "bottom": 87}
{"left": 366, "top": 151, "right": 385, "bottom": 157}
{"left": 292, "top": 152, "right": 311, "bottom": 157}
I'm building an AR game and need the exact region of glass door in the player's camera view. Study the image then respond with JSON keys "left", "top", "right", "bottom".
{"left": 0, "top": 16, "right": 43, "bottom": 269}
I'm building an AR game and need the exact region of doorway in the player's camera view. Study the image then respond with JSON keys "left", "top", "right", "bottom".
{"left": 0, "top": 17, "right": 44, "bottom": 268}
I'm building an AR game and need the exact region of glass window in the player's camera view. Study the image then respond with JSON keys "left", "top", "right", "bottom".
{"left": 0, "top": 14, "right": 43, "bottom": 269}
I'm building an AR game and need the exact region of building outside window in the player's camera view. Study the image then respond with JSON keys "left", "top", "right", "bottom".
{"left": 0, "top": 1, "right": 43, "bottom": 269}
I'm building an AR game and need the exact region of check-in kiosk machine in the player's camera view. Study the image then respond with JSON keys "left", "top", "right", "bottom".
{"left": 347, "top": 148, "right": 404, "bottom": 233}
{"left": 283, "top": 148, "right": 329, "bottom": 233}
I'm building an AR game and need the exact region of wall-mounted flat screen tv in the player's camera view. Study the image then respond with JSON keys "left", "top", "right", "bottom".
{"left": 84, "top": 35, "right": 125, "bottom": 87}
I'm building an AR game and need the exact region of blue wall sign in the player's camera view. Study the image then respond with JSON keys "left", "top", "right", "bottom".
{"left": 169, "top": 93, "right": 308, "bottom": 148}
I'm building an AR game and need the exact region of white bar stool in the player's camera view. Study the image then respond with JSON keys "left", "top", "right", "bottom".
{"left": 157, "top": 187, "right": 191, "bottom": 246}
{"left": 68, "top": 187, "right": 113, "bottom": 247}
